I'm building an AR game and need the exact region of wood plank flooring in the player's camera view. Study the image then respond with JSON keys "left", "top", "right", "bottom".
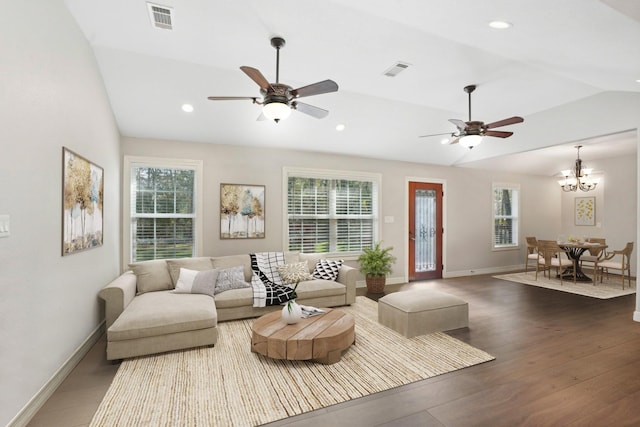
{"left": 27, "top": 274, "right": 640, "bottom": 427}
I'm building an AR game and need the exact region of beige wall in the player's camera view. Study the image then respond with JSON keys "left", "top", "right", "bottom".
{"left": 0, "top": 2, "right": 121, "bottom": 425}
{"left": 122, "top": 136, "right": 561, "bottom": 281}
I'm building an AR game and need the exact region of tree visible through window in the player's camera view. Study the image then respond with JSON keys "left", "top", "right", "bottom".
{"left": 286, "top": 170, "right": 379, "bottom": 254}
{"left": 131, "top": 166, "right": 196, "bottom": 261}
{"left": 493, "top": 184, "right": 519, "bottom": 248}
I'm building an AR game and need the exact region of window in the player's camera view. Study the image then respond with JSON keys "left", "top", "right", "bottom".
{"left": 284, "top": 168, "right": 380, "bottom": 255}
{"left": 123, "top": 157, "right": 203, "bottom": 263}
{"left": 493, "top": 183, "right": 519, "bottom": 249}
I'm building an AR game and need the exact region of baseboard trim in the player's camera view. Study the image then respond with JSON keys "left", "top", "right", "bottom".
{"left": 8, "top": 321, "right": 106, "bottom": 427}
{"left": 444, "top": 264, "right": 524, "bottom": 278}
{"left": 356, "top": 276, "right": 405, "bottom": 288}
{"left": 634, "top": 310, "right": 640, "bottom": 322}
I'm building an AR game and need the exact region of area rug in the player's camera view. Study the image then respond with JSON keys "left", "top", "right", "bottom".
{"left": 90, "top": 296, "right": 494, "bottom": 427}
{"left": 494, "top": 272, "right": 636, "bottom": 299}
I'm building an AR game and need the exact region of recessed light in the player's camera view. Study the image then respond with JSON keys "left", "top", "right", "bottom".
{"left": 182, "top": 104, "right": 194, "bottom": 113}
{"left": 440, "top": 138, "right": 449, "bottom": 145}
{"left": 489, "top": 20, "right": 512, "bottom": 29}
{"left": 636, "top": 79, "right": 640, "bottom": 83}
{"left": 336, "top": 124, "right": 345, "bottom": 132}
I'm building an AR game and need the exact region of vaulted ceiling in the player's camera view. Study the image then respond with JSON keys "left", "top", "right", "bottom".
{"left": 64, "top": 0, "right": 640, "bottom": 175}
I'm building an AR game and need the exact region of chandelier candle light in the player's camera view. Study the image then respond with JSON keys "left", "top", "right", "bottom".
{"left": 558, "top": 145, "right": 599, "bottom": 192}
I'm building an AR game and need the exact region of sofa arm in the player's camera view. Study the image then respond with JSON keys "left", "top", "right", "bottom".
{"left": 336, "top": 264, "right": 357, "bottom": 304}
{"left": 99, "top": 271, "right": 137, "bottom": 329}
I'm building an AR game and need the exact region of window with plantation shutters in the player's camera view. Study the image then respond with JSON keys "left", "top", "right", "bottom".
{"left": 493, "top": 183, "right": 519, "bottom": 249}
{"left": 123, "top": 157, "right": 203, "bottom": 264}
{"left": 285, "top": 169, "right": 380, "bottom": 255}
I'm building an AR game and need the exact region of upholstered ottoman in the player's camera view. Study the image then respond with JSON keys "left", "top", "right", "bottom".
{"left": 378, "top": 290, "right": 468, "bottom": 337}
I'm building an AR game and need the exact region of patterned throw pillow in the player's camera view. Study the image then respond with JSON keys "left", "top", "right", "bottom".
{"left": 215, "top": 265, "right": 251, "bottom": 295}
{"left": 312, "top": 259, "right": 344, "bottom": 281}
{"left": 173, "top": 268, "right": 219, "bottom": 298}
{"left": 276, "top": 261, "right": 314, "bottom": 284}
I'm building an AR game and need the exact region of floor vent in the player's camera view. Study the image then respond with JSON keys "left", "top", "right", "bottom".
{"left": 383, "top": 62, "right": 410, "bottom": 77}
{"left": 147, "top": 3, "right": 173, "bottom": 30}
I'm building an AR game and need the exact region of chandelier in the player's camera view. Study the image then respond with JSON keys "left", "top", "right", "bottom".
{"left": 558, "top": 145, "right": 599, "bottom": 192}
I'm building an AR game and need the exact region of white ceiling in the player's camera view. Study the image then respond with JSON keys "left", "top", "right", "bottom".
{"left": 63, "top": 0, "right": 640, "bottom": 175}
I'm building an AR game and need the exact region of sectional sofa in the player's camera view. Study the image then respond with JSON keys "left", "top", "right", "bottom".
{"left": 99, "top": 252, "right": 357, "bottom": 360}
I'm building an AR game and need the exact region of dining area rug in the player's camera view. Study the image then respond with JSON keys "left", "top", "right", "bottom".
{"left": 89, "top": 296, "right": 494, "bottom": 427}
{"left": 494, "top": 272, "right": 636, "bottom": 299}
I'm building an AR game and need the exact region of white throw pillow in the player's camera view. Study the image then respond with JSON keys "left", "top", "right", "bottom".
{"left": 174, "top": 268, "right": 219, "bottom": 298}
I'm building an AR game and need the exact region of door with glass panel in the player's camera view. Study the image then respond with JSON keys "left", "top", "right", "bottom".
{"left": 409, "top": 182, "right": 443, "bottom": 280}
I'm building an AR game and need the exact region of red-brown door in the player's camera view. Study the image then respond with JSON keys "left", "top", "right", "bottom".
{"left": 409, "top": 181, "right": 443, "bottom": 280}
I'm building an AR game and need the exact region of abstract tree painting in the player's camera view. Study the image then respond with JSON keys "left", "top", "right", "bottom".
{"left": 62, "top": 147, "right": 104, "bottom": 255}
{"left": 220, "top": 184, "right": 265, "bottom": 239}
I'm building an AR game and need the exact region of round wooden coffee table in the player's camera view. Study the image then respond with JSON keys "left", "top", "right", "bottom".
{"left": 251, "top": 308, "right": 355, "bottom": 364}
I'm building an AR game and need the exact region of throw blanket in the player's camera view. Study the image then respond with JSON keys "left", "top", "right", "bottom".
{"left": 250, "top": 252, "right": 296, "bottom": 307}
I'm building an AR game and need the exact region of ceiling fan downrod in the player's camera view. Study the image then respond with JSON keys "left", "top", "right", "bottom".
{"left": 271, "top": 37, "right": 286, "bottom": 84}
{"left": 464, "top": 84, "right": 476, "bottom": 121}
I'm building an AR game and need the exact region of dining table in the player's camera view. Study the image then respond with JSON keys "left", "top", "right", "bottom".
{"left": 556, "top": 241, "right": 607, "bottom": 282}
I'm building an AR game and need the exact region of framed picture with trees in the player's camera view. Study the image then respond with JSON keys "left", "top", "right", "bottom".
{"left": 220, "top": 183, "right": 265, "bottom": 239}
{"left": 62, "top": 147, "right": 104, "bottom": 255}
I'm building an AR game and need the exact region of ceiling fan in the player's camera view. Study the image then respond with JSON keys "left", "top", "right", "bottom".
{"left": 207, "top": 37, "right": 338, "bottom": 123}
{"left": 419, "top": 85, "right": 524, "bottom": 149}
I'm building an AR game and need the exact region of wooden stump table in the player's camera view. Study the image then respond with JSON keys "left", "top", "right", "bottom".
{"left": 251, "top": 308, "right": 355, "bottom": 364}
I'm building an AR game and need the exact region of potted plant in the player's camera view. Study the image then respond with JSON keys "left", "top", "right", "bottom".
{"left": 357, "top": 242, "right": 396, "bottom": 294}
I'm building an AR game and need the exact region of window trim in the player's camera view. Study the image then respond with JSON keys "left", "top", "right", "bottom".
{"left": 282, "top": 167, "right": 382, "bottom": 258}
{"left": 123, "top": 156, "right": 203, "bottom": 267}
{"left": 492, "top": 182, "right": 520, "bottom": 251}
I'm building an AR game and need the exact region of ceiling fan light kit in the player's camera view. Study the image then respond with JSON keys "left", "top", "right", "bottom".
{"left": 208, "top": 37, "right": 338, "bottom": 123}
{"left": 558, "top": 145, "right": 599, "bottom": 192}
{"left": 419, "top": 84, "right": 524, "bottom": 149}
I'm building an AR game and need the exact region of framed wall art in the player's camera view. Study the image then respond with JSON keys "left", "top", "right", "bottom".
{"left": 575, "top": 196, "right": 595, "bottom": 226}
{"left": 62, "top": 147, "right": 104, "bottom": 255}
{"left": 220, "top": 183, "right": 265, "bottom": 239}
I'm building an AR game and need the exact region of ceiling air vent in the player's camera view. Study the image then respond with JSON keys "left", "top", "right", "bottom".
{"left": 147, "top": 3, "right": 174, "bottom": 30}
{"left": 383, "top": 62, "right": 410, "bottom": 77}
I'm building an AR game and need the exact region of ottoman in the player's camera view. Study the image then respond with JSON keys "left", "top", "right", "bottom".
{"left": 378, "top": 290, "right": 468, "bottom": 338}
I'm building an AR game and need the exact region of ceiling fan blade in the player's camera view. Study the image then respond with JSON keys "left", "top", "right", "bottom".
{"left": 485, "top": 130, "right": 513, "bottom": 138}
{"left": 292, "top": 101, "right": 329, "bottom": 119}
{"left": 291, "top": 80, "right": 339, "bottom": 98}
{"left": 485, "top": 116, "right": 524, "bottom": 129}
{"left": 207, "top": 96, "right": 258, "bottom": 101}
{"left": 419, "top": 132, "right": 454, "bottom": 138}
{"left": 239, "top": 66, "right": 273, "bottom": 91}
{"left": 448, "top": 119, "right": 467, "bottom": 131}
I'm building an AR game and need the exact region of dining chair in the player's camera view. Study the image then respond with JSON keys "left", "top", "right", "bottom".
{"left": 580, "top": 237, "right": 606, "bottom": 285}
{"left": 536, "top": 240, "right": 575, "bottom": 285}
{"left": 597, "top": 242, "right": 634, "bottom": 289}
{"left": 525, "top": 236, "right": 541, "bottom": 273}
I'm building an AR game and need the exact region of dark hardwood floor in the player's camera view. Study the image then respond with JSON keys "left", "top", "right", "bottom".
{"left": 27, "top": 274, "right": 640, "bottom": 427}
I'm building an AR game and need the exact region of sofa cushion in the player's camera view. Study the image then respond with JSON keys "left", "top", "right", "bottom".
{"left": 212, "top": 254, "right": 253, "bottom": 282}
{"left": 166, "top": 257, "right": 215, "bottom": 286}
{"left": 128, "top": 260, "right": 173, "bottom": 294}
{"left": 213, "top": 287, "right": 254, "bottom": 308}
{"left": 312, "top": 259, "right": 344, "bottom": 281}
{"left": 295, "top": 279, "right": 346, "bottom": 299}
{"left": 277, "top": 261, "right": 314, "bottom": 284}
{"left": 215, "top": 266, "right": 251, "bottom": 294}
{"left": 174, "top": 268, "right": 219, "bottom": 297}
{"left": 108, "top": 291, "right": 217, "bottom": 341}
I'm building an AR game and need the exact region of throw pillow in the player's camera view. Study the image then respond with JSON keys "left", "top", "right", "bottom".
{"left": 215, "top": 265, "right": 251, "bottom": 294}
{"left": 277, "top": 261, "right": 314, "bottom": 284}
{"left": 166, "top": 257, "right": 214, "bottom": 286}
{"left": 128, "top": 259, "right": 173, "bottom": 294}
{"left": 312, "top": 259, "right": 344, "bottom": 281}
{"left": 174, "top": 268, "right": 219, "bottom": 298}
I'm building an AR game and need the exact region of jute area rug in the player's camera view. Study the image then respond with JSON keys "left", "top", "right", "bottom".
{"left": 91, "top": 296, "right": 494, "bottom": 427}
{"left": 494, "top": 271, "right": 636, "bottom": 299}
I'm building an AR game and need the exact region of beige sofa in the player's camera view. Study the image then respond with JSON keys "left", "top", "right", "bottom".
{"left": 99, "top": 252, "right": 356, "bottom": 360}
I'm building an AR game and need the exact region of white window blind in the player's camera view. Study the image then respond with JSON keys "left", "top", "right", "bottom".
{"left": 124, "top": 157, "right": 202, "bottom": 263}
{"left": 285, "top": 169, "right": 380, "bottom": 255}
{"left": 493, "top": 183, "right": 519, "bottom": 249}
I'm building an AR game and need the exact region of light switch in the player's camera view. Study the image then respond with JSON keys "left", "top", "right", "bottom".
{"left": 0, "top": 215, "right": 10, "bottom": 237}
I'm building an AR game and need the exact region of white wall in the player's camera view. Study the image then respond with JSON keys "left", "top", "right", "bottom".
{"left": 122, "top": 137, "right": 560, "bottom": 281}
{"left": 0, "top": 1, "right": 121, "bottom": 425}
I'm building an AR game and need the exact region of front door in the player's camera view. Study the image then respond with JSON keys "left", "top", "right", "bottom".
{"left": 408, "top": 181, "right": 443, "bottom": 280}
